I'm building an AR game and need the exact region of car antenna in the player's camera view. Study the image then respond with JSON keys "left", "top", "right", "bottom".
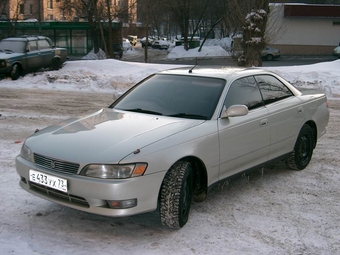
{"left": 189, "top": 57, "right": 198, "bottom": 73}
{"left": 188, "top": 54, "right": 208, "bottom": 73}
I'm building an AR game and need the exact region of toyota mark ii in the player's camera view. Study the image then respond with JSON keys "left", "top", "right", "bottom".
{"left": 16, "top": 66, "right": 329, "bottom": 228}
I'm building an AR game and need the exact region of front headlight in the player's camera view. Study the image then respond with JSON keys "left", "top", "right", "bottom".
{"left": 20, "top": 144, "right": 33, "bottom": 162}
{"left": 0, "top": 60, "right": 7, "bottom": 68}
{"left": 81, "top": 163, "right": 147, "bottom": 179}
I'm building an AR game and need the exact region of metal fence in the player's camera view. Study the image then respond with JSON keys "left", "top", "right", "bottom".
{"left": 0, "top": 21, "right": 121, "bottom": 56}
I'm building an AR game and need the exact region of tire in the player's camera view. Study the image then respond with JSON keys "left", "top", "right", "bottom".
{"left": 266, "top": 54, "right": 274, "bottom": 61}
{"left": 160, "top": 161, "right": 193, "bottom": 229}
{"left": 10, "top": 64, "right": 21, "bottom": 80}
{"left": 51, "top": 58, "right": 60, "bottom": 71}
{"left": 286, "top": 124, "right": 315, "bottom": 170}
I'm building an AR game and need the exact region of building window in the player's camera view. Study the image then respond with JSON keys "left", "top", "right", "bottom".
{"left": 47, "top": 0, "right": 53, "bottom": 9}
{"left": 47, "top": 14, "right": 53, "bottom": 20}
{"left": 19, "top": 4, "right": 24, "bottom": 14}
{"left": 29, "top": 4, "right": 33, "bottom": 15}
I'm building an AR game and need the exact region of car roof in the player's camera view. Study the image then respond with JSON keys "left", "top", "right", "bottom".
{"left": 1, "top": 35, "right": 48, "bottom": 42}
{"left": 157, "top": 66, "right": 272, "bottom": 80}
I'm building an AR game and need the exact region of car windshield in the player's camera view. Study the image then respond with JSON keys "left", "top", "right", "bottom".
{"left": 111, "top": 74, "right": 226, "bottom": 120}
{"left": 0, "top": 41, "right": 26, "bottom": 53}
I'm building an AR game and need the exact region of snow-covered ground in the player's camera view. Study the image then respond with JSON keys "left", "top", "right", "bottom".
{"left": 1, "top": 45, "right": 340, "bottom": 254}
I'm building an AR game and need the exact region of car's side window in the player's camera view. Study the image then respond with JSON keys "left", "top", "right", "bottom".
{"left": 224, "top": 76, "right": 264, "bottom": 110}
{"left": 28, "top": 41, "right": 38, "bottom": 51}
{"left": 255, "top": 75, "right": 293, "bottom": 105}
{"left": 38, "top": 40, "right": 52, "bottom": 50}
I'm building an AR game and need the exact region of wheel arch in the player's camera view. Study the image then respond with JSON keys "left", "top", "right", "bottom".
{"left": 53, "top": 55, "right": 61, "bottom": 60}
{"left": 50, "top": 57, "right": 61, "bottom": 70}
{"left": 304, "top": 120, "right": 317, "bottom": 148}
{"left": 158, "top": 156, "right": 208, "bottom": 203}
{"left": 10, "top": 62, "right": 23, "bottom": 80}
{"left": 11, "top": 61, "right": 23, "bottom": 71}
{"left": 183, "top": 156, "right": 208, "bottom": 199}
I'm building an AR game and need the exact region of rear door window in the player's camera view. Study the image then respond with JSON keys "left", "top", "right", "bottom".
{"left": 38, "top": 40, "right": 52, "bottom": 50}
{"left": 255, "top": 75, "right": 293, "bottom": 105}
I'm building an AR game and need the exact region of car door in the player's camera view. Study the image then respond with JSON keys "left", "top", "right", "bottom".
{"left": 37, "top": 39, "right": 54, "bottom": 68}
{"left": 25, "top": 40, "right": 41, "bottom": 71}
{"left": 218, "top": 76, "right": 270, "bottom": 180}
{"left": 254, "top": 75, "right": 305, "bottom": 160}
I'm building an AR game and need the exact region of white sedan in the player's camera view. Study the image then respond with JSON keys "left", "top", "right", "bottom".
{"left": 16, "top": 66, "right": 329, "bottom": 229}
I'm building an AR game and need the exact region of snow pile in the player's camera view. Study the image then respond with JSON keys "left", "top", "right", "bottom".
{"left": 0, "top": 37, "right": 339, "bottom": 98}
{"left": 167, "top": 45, "right": 231, "bottom": 59}
{"left": 264, "top": 60, "right": 340, "bottom": 98}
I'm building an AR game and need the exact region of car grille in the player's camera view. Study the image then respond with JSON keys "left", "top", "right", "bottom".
{"left": 30, "top": 182, "right": 89, "bottom": 208}
{"left": 34, "top": 153, "right": 80, "bottom": 175}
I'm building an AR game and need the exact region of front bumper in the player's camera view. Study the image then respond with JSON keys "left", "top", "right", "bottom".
{"left": 0, "top": 66, "right": 11, "bottom": 74}
{"left": 16, "top": 156, "right": 166, "bottom": 217}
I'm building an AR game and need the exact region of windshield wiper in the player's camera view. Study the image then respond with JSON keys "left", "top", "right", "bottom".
{"left": 167, "top": 113, "right": 208, "bottom": 120}
{"left": 122, "top": 108, "right": 163, "bottom": 115}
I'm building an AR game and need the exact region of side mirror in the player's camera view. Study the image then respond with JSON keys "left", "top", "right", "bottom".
{"left": 221, "top": 105, "right": 248, "bottom": 119}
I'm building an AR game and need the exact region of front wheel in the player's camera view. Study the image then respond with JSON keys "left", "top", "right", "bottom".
{"left": 10, "top": 64, "right": 21, "bottom": 80}
{"left": 159, "top": 161, "right": 193, "bottom": 229}
{"left": 286, "top": 124, "right": 315, "bottom": 170}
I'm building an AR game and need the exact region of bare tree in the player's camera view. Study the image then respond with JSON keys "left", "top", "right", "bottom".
{"left": 138, "top": 0, "right": 160, "bottom": 62}
{"left": 100, "top": 0, "right": 138, "bottom": 58}
{"left": 59, "top": 0, "right": 101, "bottom": 54}
{"left": 163, "top": 0, "right": 192, "bottom": 50}
{"left": 197, "top": 0, "right": 231, "bottom": 52}
{"left": 59, "top": 0, "right": 139, "bottom": 58}
{"left": 226, "top": 0, "right": 269, "bottom": 67}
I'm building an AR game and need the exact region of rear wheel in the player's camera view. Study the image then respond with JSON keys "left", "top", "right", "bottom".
{"left": 160, "top": 161, "right": 193, "bottom": 229}
{"left": 286, "top": 124, "right": 315, "bottom": 170}
{"left": 51, "top": 58, "right": 60, "bottom": 71}
{"left": 10, "top": 64, "right": 21, "bottom": 80}
{"left": 266, "top": 54, "right": 274, "bottom": 61}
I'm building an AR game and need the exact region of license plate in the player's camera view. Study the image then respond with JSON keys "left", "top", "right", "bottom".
{"left": 29, "top": 170, "right": 68, "bottom": 193}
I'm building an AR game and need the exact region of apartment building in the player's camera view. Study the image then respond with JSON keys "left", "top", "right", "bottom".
{"left": 1, "top": 0, "right": 137, "bottom": 23}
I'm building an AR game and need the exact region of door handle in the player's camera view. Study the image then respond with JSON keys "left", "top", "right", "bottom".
{"left": 260, "top": 119, "right": 268, "bottom": 127}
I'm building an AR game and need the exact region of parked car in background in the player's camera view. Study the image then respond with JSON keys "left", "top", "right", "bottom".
{"left": 333, "top": 44, "right": 340, "bottom": 58}
{"left": 141, "top": 37, "right": 154, "bottom": 48}
{"left": 261, "top": 46, "right": 281, "bottom": 61}
{"left": 151, "top": 40, "right": 171, "bottom": 50}
{"left": 16, "top": 66, "right": 329, "bottom": 229}
{"left": 0, "top": 35, "right": 67, "bottom": 80}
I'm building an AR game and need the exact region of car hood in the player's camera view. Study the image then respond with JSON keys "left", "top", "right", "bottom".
{"left": 0, "top": 52, "right": 23, "bottom": 59}
{"left": 26, "top": 108, "right": 205, "bottom": 164}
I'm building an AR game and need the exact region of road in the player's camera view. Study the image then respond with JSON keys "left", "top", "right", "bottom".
{"left": 1, "top": 86, "right": 339, "bottom": 254}
{"left": 122, "top": 46, "right": 338, "bottom": 67}
{"left": 1, "top": 52, "right": 339, "bottom": 254}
